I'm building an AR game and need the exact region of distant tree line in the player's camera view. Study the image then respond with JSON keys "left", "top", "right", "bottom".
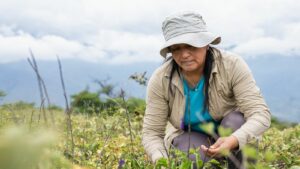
{"left": 0, "top": 71, "right": 148, "bottom": 116}
{"left": 70, "top": 78, "right": 145, "bottom": 115}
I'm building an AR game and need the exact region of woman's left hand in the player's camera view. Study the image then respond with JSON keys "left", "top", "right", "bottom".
{"left": 200, "top": 135, "right": 239, "bottom": 157}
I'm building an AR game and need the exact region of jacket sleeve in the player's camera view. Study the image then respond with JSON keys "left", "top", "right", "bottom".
{"left": 142, "top": 70, "right": 169, "bottom": 163}
{"left": 230, "top": 56, "right": 271, "bottom": 149}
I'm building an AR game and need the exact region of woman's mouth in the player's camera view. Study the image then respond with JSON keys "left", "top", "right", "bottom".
{"left": 182, "top": 61, "right": 194, "bottom": 66}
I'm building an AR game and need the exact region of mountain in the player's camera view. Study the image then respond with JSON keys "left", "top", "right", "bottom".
{"left": 0, "top": 59, "right": 160, "bottom": 104}
{"left": 0, "top": 55, "right": 299, "bottom": 123}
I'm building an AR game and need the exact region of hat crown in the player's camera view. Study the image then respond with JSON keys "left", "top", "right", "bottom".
{"left": 162, "top": 12, "right": 208, "bottom": 41}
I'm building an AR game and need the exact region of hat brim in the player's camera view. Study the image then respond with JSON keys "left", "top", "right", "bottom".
{"left": 160, "top": 32, "right": 221, "bottom": 57}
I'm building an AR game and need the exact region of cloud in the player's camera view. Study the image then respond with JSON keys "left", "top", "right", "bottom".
{"left": 0, "top": 0, "right": 299, "bottom": 64}
{"left": 0, "top": 28, "right": 162, "bottom": 64}
{"left": 232, "top": 22, "right": 300, "bottom": 57}
{"left": 0, "top": 31, "right": 92, "bottom": 63}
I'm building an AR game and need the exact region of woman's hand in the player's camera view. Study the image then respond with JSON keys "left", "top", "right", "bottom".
{"left": 200, "top": 135, "right": 239, "bottom": 157}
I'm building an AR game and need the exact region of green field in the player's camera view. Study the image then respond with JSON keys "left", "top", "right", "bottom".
{"left": 0, "top": 101, "right": 299, "bottom": 169}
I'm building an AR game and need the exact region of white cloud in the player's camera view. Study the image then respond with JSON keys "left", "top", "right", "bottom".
{"left": 232, "top": 22, "right": 300, "bottom": 57}
{"left": 0, "top": 0, "right": 299, "bottom": 64}
{"left": 0, "top": 32, "right": 85, "bottom": 62}
{"left": 0, "top": 29, "right": 162, "bottom": 64}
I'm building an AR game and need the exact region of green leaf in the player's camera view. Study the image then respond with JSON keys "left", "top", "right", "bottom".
{"left": 264, "top": 150, "right": 275, "bottom": 162}
{"left": 155, "top": 158, "right": 168, "bottom": 168}
{"left": 281, "top": 155, "right": 291, "bottom": 165}
{"left": 254, "top": 163, "right": 268, "bottom": 169}
{"left": 199, "top": 123, "right": 214, "bottom": 135}
{"left": 195, "top": 154, "right": 203, "bottom": 168}
{"left": 208, "top": 159, "right": 220, "bottom": 165}
{"left": 130, "top": 159, "right": 140, "bottom": 168}
{"left": 217, "top": 126, "right": 232, "bottom": 137}
{"left": 179, "top": 160, "right": 192, "bottom": 169}
{"left": 242, "top": 146, "right": 257, "bottom": 159}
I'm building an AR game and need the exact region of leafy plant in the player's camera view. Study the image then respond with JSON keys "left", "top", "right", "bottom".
{"left": 2, "top": 101, "right": 35, "bottom": 110}
{"left": 0, "top": 90, "right": 6, "bottom": 98}
{"left": 71, "top": 90, "right": 102, "bottom": 114}
{"left": 0, "top": 100, "right": 299, "bottom": 169}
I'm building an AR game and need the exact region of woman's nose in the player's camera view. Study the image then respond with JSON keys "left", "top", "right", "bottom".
{"left": 181, "top": 48, "right": 191, "bottom": 58}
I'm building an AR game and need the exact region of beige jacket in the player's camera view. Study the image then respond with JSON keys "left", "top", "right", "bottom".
{"left": 142, "top": 49, "right": 271, "bottom": 162}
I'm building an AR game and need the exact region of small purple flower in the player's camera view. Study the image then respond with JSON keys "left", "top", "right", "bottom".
{"left": 118, "top": 159, "right": 125, "bottom": 169}
{"left": 180, "top": 118, "right": 185, "bottom": 130}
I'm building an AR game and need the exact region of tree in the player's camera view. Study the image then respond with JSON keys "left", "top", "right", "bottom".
{"left": 0, "top": 90, "right": 6, "bottom": 104}
{"left": 2, "top": 101, "right": 35, "bottom": 109}
{"left": 0, "top": 90, "right": 6, "bottom": 98}
{"left": 126, "top": 97, "right": 146, "bottom": 115}
{"left": 71, "top": 90, "right": 102, "bottom": 114}
{"left": 94, "top": 77, "right": 115, "bottom": 98}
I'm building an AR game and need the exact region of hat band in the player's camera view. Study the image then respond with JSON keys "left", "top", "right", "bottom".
{"left": 165, "top": 30, "right": 208, "bottom": 41}
{"left": 163, "top": 22, "right": 207, "bottom": 41}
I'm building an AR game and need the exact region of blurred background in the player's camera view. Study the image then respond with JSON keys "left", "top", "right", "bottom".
{"left": 0, "top": 0, "right": 299, "bottom": 123}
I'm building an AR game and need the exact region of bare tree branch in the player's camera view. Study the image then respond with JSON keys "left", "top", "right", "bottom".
{"left": 57, "top": 55, "right": 74, "bottom": 162}
{"left": 28, "top": 49, "right": 56, "bottom": 126}
{"left": 28, "top": 49, "right": 48, "bottom": 125}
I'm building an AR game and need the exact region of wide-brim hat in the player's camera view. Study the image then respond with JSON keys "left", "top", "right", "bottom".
{"left": 160, "top": 11, "right": 221, "bottom": 57}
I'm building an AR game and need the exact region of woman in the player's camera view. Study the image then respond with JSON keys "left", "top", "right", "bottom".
{"left": 142, "top": 11, "right": 271, "bottom": 168}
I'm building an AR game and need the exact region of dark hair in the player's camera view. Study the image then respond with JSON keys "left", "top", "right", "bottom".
{"left": 164, "top": 47, "right": 217, "bottom": 112}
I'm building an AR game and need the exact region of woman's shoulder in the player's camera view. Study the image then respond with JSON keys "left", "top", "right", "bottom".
{"left": 214, "top": 49, "right": 248, "bottom": 69}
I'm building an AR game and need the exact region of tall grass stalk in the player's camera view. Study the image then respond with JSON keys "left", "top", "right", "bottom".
{"left": 57, "top": 55, "right": 75, "bottom": 162}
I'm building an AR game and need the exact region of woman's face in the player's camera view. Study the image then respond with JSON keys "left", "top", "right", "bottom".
{"left": 169, "top": 44, "right": 208, "bottom": 74}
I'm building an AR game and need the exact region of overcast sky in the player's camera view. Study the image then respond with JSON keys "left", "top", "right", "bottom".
{"left": 0, "top": 0, "right": 299, "bottom": 64}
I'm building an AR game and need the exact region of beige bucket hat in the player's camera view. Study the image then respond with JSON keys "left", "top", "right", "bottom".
{"left": 160, "top": 11, "right": 221, "bottom": 57}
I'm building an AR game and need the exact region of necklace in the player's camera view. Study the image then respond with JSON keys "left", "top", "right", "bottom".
{"left": 182, "top": 75, "right": 201, "bottom": 91}
{"left": 188, "top": 79, "right": 200, "bottom": 91}
{"left": 179, "top": 69, "right": 203, "bottom": 91}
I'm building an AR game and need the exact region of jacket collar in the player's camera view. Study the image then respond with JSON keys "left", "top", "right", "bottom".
{"left": 209, "top": 49, "right": 220, "bottom": 84}
{"left": 163, "top": 59, "right": 184, "bottom": 96}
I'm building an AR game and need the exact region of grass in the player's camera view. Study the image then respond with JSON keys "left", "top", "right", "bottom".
{"left": 0, "top": 105, "right": 299, "bottom": 169}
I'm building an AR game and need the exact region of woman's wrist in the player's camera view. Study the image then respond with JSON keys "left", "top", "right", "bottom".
{"left": 229, "top": 135, "right": 239, "bottom": 150}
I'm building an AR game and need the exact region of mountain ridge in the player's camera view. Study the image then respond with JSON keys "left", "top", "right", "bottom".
{"left": 0, "top": 55, "right": 299, "bottom": 122}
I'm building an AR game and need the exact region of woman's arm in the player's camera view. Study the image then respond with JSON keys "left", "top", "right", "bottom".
{"left": 142, "top": 70, "right": 169, "bottom": 163}
{"left": 201, "top": 55, "right": 271, "bottom": 156}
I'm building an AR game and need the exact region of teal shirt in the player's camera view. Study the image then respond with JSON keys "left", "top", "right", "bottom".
{"left": 183, "top": 76, "right": 219, "bottom": 133}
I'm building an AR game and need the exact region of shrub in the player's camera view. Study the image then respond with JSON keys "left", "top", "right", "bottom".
{"left": 0, "top": 90, "right": 5, "bottom": 98}
{"left": 48, "top": 104, "right": 63, "bottom": 111}
{"left": 126, "top": 97, "right": 145, "bottom": 115}
{"left": 71, "top": 90, "right": 102, "bottom": 114}
{"left": 2, "top": 101, "right": 35, "bottom": 110}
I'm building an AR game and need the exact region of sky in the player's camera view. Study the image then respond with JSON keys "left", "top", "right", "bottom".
{"left": 0, "top": 0, "right": 299, "bottom": 64}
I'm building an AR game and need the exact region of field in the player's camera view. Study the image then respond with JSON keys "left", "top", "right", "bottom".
{"left": 0, "top": 101, "right": 299, "bottom": 169}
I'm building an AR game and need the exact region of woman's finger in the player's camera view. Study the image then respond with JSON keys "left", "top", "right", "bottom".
{"left": 210, "top": 137, "right": 224, "bottom": 149}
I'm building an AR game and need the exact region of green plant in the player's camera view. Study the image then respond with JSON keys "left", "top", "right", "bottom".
{"left": 71, "top": 90, "right": 102, "bottom": 114}
{"left": 48, "top": 104, "right": 63, "bottom": 111}
{"left": 0, "top": 90, "right": 5, "bottom": 98}
{"left": 2, "top": 101, "right": 35, "bottom": 110}
{"left": 126, "top": 97, "right": 146, "bottom": 115}
{"left": 0, "top": 99, "right": 299, "bottom": 169}
{"left": 0, "top": 126, "right": 71, "bottom": 169}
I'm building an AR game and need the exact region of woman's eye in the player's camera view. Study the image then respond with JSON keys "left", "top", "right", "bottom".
{"left": 187, "top": 45, "right": 196, "bottom": 51}
{"left": 170, "top": 48, "right": 179, "bottom": 52}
